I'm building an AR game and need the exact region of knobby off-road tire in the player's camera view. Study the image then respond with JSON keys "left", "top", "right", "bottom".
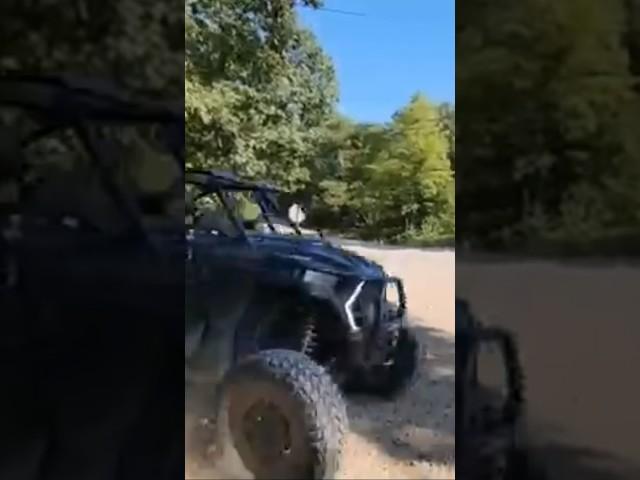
{"left": 214, "top": 349, "right": 348, "bottom": 480}
{"left": 344, "top": 327, "right": 420, "bottom": 400}
{"left": 235, "top": 297, "right": 419, "bottom": 400}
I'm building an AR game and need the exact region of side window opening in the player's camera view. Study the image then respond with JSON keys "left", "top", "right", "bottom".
{"left": 186, "top": 184, "right": 238, "bottom": 237}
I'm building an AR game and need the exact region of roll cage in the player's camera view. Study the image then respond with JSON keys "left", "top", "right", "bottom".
{"left": 185, "top": 169, "right": 304, "bottom": 237}
{"left": 0, "top": 74, "right": 183, "bottom": 239}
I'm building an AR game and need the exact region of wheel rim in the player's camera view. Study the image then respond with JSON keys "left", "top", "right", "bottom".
{"left": 241, "top": 400, "right": 293, "bottom": 466}
{"left": 227, "top": 381, "right": 315, "bottom": 479}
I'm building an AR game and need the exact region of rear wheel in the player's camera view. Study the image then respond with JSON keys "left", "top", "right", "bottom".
{"left": 214, "top": 349, "right": 348, "bottom": 480}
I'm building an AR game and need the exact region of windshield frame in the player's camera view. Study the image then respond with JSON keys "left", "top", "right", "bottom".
{"left": 186, "top": 183, "right": 246, "bottom": 239}
{"left": 185, "top": 170, "right": 305, "bottom": 238}
{"left": 0, "top": 75, "right": 183, "bottom": 241}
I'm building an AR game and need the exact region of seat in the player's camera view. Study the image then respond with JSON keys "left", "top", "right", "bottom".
{"left": 195, "top": 209, "right": 237, "bottom": 237}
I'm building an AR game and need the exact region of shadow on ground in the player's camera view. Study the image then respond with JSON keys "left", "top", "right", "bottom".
{"left": 344, "top": 319, "right": 455, "bottom": 468}
{"left": 349, "top": 308, "right": 640, "bottom": 480}
{"left": 458, "top": 257, "right": 640, "bottom": 479}
{"left": 453, "top": 333, "right": 640, "bottom": 480}
{"left": 509, "top": 398, "right": 640, "bottom": 480}
{"left": 517, "top": 441, "right": 640, "bottom": 480}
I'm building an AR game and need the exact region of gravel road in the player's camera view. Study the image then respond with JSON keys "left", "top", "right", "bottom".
{"left": 186, "top": 243, "right": 456, "bottom": 479}
{"left": 457, "top": 255, "right": 640, "bottom": 480}
{"left": 334, "top": 244, "right": 455, "bottom": 480}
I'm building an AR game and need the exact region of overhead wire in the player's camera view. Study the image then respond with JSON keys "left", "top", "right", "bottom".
{"left": 314, "top": 6, "right": 366, "bottom": 17}
{"left": 298, "top": 4, "right": 366, "bottom": 17}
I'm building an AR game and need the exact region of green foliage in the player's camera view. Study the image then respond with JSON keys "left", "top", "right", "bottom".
{"left": 0, "top": 1, "right": 184, "bottom": 214}
{"left": 185, "top": 0, "right": 455, "bottom": 245}
{"left": 307, "top": 94, "right": 455, "bottom": 244}
{"left": 438, "top": 102, "right": 455, "bottom": 170}
{"left": 457, "top": 0, "right": 640, "bottom": 252}
{"left": 0, "top": 1, "right": 183, "bottom": 95}
{"left": 185, "top": 0, "right": 337, "bottom": 191}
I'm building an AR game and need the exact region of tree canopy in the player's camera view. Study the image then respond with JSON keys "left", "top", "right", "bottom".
{"left": 305, "top": 94, "right": 455, "bottom": 243}
{"left": 185, "top": 0, "right": 338, "bottom": 190}
{"left": 0, "top": 1, "right": 183, "bottom": 95}
{"left": 185, "top": 0, "right": 455, "bottom": 245}
{"left": 457, "top": 0, "right": 640, "bottom": 252}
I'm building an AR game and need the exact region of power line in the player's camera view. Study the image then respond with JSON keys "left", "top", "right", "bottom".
{"left": 310, "top": 6, "right": 366, "bottom": 17}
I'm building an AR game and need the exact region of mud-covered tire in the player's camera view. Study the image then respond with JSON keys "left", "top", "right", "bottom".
{"left": 344, "top": 327, "right": 420, "bottom": 400}
{"left": 214, "top": 349, "right": 348, "bottom": 480}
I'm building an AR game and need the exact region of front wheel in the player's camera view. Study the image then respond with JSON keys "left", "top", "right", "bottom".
{"left": 344, "top": 327, "right": 420, "bottom": 399}
{"left": 214, "top": 349, "right": 348, "bottom": 479}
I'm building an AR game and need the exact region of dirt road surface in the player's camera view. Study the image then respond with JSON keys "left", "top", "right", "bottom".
{"left": 457, "top": 255, "right": 640, "bottom": 480}
{"left": 186, "top": 243, "right": 456, "bottom": 479}
{"left": 335, "top": 244, "right": 455, "bottom": 479}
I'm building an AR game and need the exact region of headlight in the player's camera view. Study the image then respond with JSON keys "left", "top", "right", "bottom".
{"left": 384, "top": 281, "right": 399, "bottom": 305}
{"left": 302, "top": 269, "right": 339, "bottom": 288}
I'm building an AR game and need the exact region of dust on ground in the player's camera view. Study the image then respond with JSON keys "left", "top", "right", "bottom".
{"left": 186, "top": 244, "right": 456, "bottom": 479}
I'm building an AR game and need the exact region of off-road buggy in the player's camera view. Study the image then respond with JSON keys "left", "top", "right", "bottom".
{"left": 185, "top": 169, "right": 420, "bottom": 398}
{"left": 456, "top": 298, "right": 528, "bottom": 480}
{"left": 0, "top": 74, "right": 186, "bottom": 479}
{"left": 0, "top": 75, "right": 346, "bottom": 479}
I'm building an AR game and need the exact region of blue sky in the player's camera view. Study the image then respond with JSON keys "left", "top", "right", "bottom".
{"left": 298, "top": 0, "right": 455, "bottom": 124}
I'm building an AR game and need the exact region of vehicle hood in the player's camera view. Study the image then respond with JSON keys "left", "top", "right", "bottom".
{"left": 247, "top": 233, "right": 386, "bottom": 278}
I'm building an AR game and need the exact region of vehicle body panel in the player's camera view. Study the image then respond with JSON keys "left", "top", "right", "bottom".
{"left": 185, "top": 170, "right": 409, "bottom": 386}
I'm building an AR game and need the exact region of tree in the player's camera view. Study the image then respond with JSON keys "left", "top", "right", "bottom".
{"left": 457, "top": 0, "right": 640, "bottom": 248}
{"left": 438, "top": 102, "right": 455, "bottom": 170}
{"left": 0, "top": 1, "right": 184, "bottom": 205}
{"left": 368, "top": 94, "right": 454, "bottom": 240}
{"left": 185, "top": 0, "right": 337, "bottom": 190}
{"left": 185, "top": 1, "right": 455, "bottom": 245}
{"left": 305, "top": 94, "right": 455, "bottom": 243}
{"left": 0, "top": 1, "right": 183, "bottom": 95}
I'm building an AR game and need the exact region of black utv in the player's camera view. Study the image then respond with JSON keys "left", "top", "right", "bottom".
{"left": 0, "top": 75, "right": 345, "bottom": 479}
{"left": 185, "top": 169, "right": 420, "bottom": 399}
{"left": 456, "top": 298, "right": 529, "bottom": 480}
